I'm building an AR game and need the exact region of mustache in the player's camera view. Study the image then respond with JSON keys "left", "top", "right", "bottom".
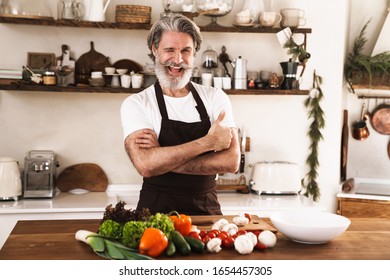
{"left": 162, "top": 61, "right": 192, "bottom": 70}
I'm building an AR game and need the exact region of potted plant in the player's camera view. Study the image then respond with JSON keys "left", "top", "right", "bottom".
{"left": 345, "top": 20, "right": 390, "bottom": 92}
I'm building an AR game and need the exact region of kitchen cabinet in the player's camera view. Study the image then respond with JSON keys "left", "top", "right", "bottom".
{"left": 337, "top": 196, "right": 390, "bottom": 218}
{"left": 0, "top": 16, "right": 311, "bottom": 96}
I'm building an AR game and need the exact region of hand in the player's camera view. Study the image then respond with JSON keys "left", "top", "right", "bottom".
{"left": 135, "top": 129, "right": 160, "bottom": 149}
{"left": 207, "top": 110, "right": 232, "bottom": 152}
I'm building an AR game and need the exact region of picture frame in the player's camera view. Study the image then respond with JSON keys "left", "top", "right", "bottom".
{"left": 27, "top": 52, "right": 56, "bottom": 69}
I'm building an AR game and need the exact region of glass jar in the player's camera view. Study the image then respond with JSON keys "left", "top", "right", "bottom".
{"left": 201, "top": 46, "right": 218, "bottom": 69}
{"left": 43, "top": 71, "right": 57, "bottom": 85}
{"left": 162, "top": 0, "right": 194, "bottom": 13}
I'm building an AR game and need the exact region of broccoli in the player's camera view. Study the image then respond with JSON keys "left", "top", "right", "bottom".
{"left": 121, "top": 221, "right": 147, "bottom": 249}
{"left": 98, "top": 219, "right": 123, "bottom": 239}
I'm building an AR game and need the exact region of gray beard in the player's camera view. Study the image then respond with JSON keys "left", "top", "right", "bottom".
{"left": 154, "top": 59, "right": 193, "bottom": 90}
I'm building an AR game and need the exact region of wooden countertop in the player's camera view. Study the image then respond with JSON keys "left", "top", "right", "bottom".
{"left": 0, "top": 217, "right": 389, "bottom": 260}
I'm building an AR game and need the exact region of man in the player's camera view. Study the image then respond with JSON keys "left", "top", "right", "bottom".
{"left": 120, "top": 14, "right": 240, "bottom": 215}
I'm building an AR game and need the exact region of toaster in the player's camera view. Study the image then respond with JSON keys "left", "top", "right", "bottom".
{"left": 249, "top": 161, "right": 302, "bottom": 195}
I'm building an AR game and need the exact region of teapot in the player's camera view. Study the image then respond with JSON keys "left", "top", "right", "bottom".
{"left": 83, "top": 0, "right": 111, "bottom": 22}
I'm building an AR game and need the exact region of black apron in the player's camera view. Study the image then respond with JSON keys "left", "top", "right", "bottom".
{"left": 136, "top": 81, "right": 222, "bottom": 215}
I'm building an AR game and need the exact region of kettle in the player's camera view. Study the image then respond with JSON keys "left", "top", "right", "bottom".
{"left": 0, "top": 157, "right": 22, "bottom": 201}
{"left": 83, "top": 0, "right": 111, "bottom": 22}
{"left": 232, "top": 56, "right": 247, "bottom": 89}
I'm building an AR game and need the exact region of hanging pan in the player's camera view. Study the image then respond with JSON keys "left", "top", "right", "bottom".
{"left": 370, "top": 99, "right": 390, "bottom": 135}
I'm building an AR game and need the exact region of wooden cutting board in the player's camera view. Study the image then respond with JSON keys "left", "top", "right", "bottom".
{"left": 191, "top": 215, "right": 277, "bottom": 233}
{"left": 56, "top": 163, "right": 108, "bottom": 192}
{"left": 75, "top": 41, "right": 111, "bottom": 84}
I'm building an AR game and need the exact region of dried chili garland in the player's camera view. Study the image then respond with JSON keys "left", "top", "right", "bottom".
{"left": 301, "top": 71, "right": 325, "bottom": 202}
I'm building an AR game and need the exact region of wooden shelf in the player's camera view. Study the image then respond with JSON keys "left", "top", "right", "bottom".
{"left": 0, "top": 15, "right": 311, "bottom": 96}
{"left": 0, "top": 16, "right": 312, "bottom": 34}
{"left": 0, "top": 82, "right": 309, "bottom": 95}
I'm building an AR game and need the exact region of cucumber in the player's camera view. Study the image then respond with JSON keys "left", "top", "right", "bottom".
{"left": 171, "top": 230, "right": 191, "bottom": 255}
{"left": 184, "top": 236, "right": 205, "bottom": 253}
{"left": 165, "top": 239, "right": 176, "bottom": 257}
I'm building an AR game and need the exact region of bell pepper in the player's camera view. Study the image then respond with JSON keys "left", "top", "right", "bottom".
{"left": 168, "top": 211, "right": 192, "bottom": 236}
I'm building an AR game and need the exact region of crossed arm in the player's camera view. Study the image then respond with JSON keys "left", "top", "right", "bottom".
{"left": 124, "top": 111, "right": 241, "bottom": 178}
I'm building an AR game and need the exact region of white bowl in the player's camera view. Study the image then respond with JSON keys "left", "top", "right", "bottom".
{"left": 105, "top": 67, "right": 116, "bottom": 75}
{"left": 116, "top": 68, "right": 128, "bottom": 75}
{"left": 270, "top": 211, "right": 351, "bottom": 244}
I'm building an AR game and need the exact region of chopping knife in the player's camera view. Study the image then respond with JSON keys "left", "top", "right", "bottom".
{"left": 239, "top": 127, "right": 246, "bottom": 173}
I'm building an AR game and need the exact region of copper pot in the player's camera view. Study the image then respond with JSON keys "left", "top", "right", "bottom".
{"left": 370, "top": 101, "right": 390, "bottom": 135}
{"left": 352, "top": 102, "right": 370, "bottom": 141}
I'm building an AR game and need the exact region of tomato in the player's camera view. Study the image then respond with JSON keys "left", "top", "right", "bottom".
{"left": 202, "top": 235, "right": 211, "bottom": 244}
{"left": 217, "top": 231, "right": 228, "bottom": 240}
{"left": 250, "top": 230, "right": 263, "bottom": 237}
{"left": 236, "top": 230, "right": 247, "bottom": 236}
{"left": 210, "top": 229, "right": 220, "bottom": 235}
{"left": 188, "top": 231, "right": 202, "bottom": 241}
{"left": 255, "top": 242, "right": 268, "bottom": 250}
{"left": 221, "top": 236, "right": 235, "bottom": 248}
{"left": 199, "top": 230, "right": 207, "bottom": 238}
{"left": 244, "top": 213, "right": 252, "bottom": 222}
{"left": 206, "top": 231, "right": 217, "bottom": 239}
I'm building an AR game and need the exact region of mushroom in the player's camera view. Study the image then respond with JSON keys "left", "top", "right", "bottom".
{"left": 212, "top": 218, "right": 229, "bottom": 231}
{"left": 258, "top": 230, "right": 277, "bottom": 248}
{"left": 245, "top": 232, "right": 258, "bottom": 247}
{"left": 221, "top": 223, "right": 238, "bottom": 236}
{"left": 233, "top": 213, "right": 250, "bottom": 227}
{"left": 234, "top": 235, "right": 254, "bottom": 255}
{"left": 206, "top": 237, "right": 222, "bottom": 253}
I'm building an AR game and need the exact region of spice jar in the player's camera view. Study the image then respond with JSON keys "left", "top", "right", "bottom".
{"left": 43, "top": 71, "right": 57, "bottom": 85}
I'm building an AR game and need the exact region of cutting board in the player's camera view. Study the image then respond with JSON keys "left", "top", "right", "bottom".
{"left": 191, "top": 215, "right": 277, "bottom": 233}
{"left": 56, "top": 163, "right": 108, "bottom": 192}
{"left": 75, "top": 41, "right": 111, "bottom": 84}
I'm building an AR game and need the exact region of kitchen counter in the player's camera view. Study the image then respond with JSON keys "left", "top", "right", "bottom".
{"left": 0, "top": 184, "right": 322, "bottom": 250}
{"left": 1, "top": 217, "right": 389, "bottom": 260}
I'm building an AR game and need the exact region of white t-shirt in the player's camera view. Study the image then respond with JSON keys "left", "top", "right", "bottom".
{"left": 120, "top": 82, "right": 236, "bottom": 140}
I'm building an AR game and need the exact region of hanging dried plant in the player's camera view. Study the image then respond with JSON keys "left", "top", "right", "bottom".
{"left": 301, "top": 71, "right": 325, "bottom": 202}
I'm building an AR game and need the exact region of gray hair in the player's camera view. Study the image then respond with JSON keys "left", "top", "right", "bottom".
{"left": 147, "top": 14, "right": 203, "bottom": 63}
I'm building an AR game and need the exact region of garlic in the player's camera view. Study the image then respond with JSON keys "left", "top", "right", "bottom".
{"left": 258, "top": 230, "right": 277, "bottom": 248}
{"left": 232, "top": 213, "right": 249, "bottom": 227}
{"left": 212, "top": 218, "right": 229, "bottom": 231}
{"left": 234, "top": 235, "right": 254, "bottom": 255}
{"left": 207, "top": 237, "right": 222, "bottom": 253}
{"left": 221, "top": 223, "right": 238, "bottom": 236}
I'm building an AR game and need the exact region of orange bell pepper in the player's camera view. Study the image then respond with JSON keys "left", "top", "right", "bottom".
{"left": 139, "top": 228, "right": 168, "bottom": 257}
{"left": 169, "top": 211, "right": 192, "bottom": 236}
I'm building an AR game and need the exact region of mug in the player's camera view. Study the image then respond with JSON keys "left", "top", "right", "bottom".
{"left": 201, "top": 73, "right": 213, "bottom": 87}
{"left": 120, "top": 74, "right": 131, "bottom": 88}
{"left": 259, "top": 11, "right": 282, "bottom": 27}
{"left": 236, "top": 14, "right": 254, "bottom": 25}
{"left": 236, "top": 9, "right": 254, "bottom": 25}
{"left": 131, "top": 74, "right": 144, "bottom": 88}
{"left": 280, "top": 8, "right": 306, "bottom": 28}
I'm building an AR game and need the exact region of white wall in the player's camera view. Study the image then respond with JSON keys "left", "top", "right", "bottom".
{"left": 345, "top": 0, "right": 390, "bottom": 179}
{"left": 0, "top": 0, "right": 353, "bottom": 212}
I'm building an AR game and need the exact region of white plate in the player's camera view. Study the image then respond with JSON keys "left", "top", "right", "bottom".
{"left": 68, "top": 188, "right": 90, "bottom": 195}
{"left": 233, "top": 22, "right": 255, "bottom": 27}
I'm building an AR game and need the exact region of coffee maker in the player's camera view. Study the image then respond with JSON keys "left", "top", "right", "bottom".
{"left": 23, "top": 150, "right": 59, "bottom": 198}
{"left": 280, "top": 61, "right": 299, "bottom": 90}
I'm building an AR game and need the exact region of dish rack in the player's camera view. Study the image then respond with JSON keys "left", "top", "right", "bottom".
{"left": 216, "top": 174, "right": 249, "bottom": 193}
